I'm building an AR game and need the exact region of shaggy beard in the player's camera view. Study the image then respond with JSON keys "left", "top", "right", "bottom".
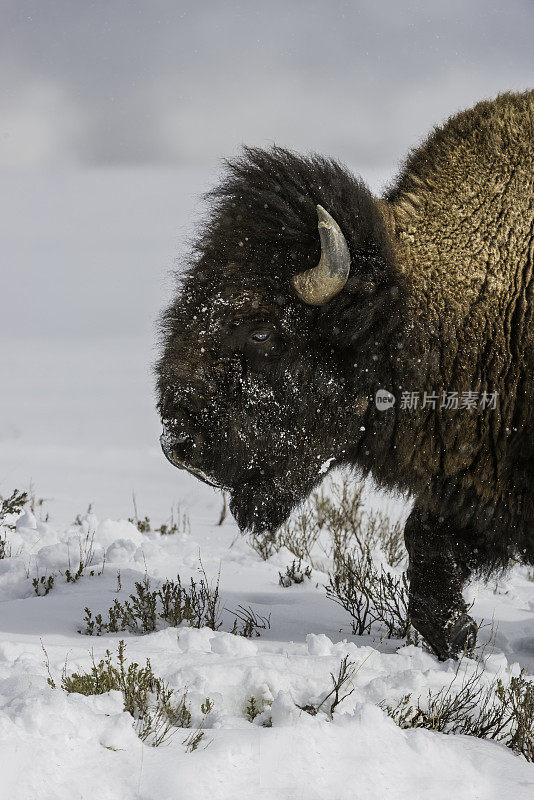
{"left": 228, "top": 479, "right": 300, "bottom": 534}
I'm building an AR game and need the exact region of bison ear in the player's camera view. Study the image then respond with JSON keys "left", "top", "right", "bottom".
{"left": 292, "top": 205, "right": 351, "bottom": 306}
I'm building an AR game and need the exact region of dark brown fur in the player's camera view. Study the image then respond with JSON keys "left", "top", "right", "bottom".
{"left": 156, "top": 90, "right": 534, "bottom": 658}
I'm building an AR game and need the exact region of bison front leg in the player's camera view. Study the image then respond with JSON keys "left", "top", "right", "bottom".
{"left": 404, "top": 507, "right": 478, "bottom": 660}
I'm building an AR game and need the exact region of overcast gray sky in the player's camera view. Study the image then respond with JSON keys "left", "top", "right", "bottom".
{"left": 1, "top": 0, "right": 533, "bottom": 172}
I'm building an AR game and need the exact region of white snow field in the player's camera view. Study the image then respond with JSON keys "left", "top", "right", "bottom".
{"left": 1, "top": 169, "right": 534, "bottom": 799}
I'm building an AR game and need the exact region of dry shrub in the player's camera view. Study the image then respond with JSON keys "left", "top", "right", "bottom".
{"left": 314, "top": 477, "right": 405, "bottom": 570}
{"left": 129, "top": 495, "right": 190, "bottom": 536}
{"left": 249, "top": 473, "right": 406, "bottom": 571}
{"left": 81, "top": 569, "right": 221, "bottom": 635}
{"left": 297, "top": 655, "right": 357, "bottom": 719}
{"left": 279, "top": 558, "right": 312, "bottom": 587}
{"left": 248, "top": 474, "right": 410, "bottom": 640}
{"left": 382, "top": 658, "right": 534, "bottom": 762}
{"left": 61, "top": 640, "right": 213, "bottom": 748}
{"left": 228, "top": 605, "right": 271, "bottom": 638}
{"left": 248, "top": 530, "right": 280, "bottom": 561}
{"left": 0, "top": 489, "right": 28, "bottom": 527}
{"left": 81, "top": 566, "right": 270, "bottom": 639}
{"left": 0, "top": 489, "right": 29, "bottom": 558}
{"left": 279, "top": 507, "right": 321, "bottom": 565}
{"left": 326, "top": 550, "right": 410, "bottom": 638}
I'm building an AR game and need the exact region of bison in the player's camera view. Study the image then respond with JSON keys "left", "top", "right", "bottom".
{"left": 156, "top": 90, "right": 534, "bottom": 660}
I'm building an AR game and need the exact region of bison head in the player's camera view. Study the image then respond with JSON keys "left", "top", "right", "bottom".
{"left": 156, "top": 147, "right": 404, "bottom": 533}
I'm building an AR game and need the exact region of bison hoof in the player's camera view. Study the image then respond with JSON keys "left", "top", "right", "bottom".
{"left": 448, "top": 614, "right": 478, "bottom": 658}
{"left": 411, "top": 613, "right": 478, "bottom": 661}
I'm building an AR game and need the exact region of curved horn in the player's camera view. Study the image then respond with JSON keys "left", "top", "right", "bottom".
{"left": 292, "top": 205, "right": 351, "bottom": 306}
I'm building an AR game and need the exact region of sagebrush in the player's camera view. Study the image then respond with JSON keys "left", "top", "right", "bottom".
{"left": 279, "top": 558, "right": 312, "bottom": 587}
{"left": 60, "top": 640, "right": 212, "bottom": 748}
{"left": 81, "top": 568, "right": 270, "bottom": 639}
{"left": 250, "top": 475, "right": 405, "bottom": 571}
{"left": 129, "top": 495, "right": 190, "bottom": 536}
{"left": 297, "top": 655, "right": 357, "bottom": 719}
{"left": 0, "top": 489, "right": 29, "bottom": 558}
{"left": 326, "top": 550, "right": 410, "bottom": 639}
{"left": 81, "top": 569, "right": 221, "bottom": 635}
{"left": 382, "top": 659, "right": 534, "bottom": 762}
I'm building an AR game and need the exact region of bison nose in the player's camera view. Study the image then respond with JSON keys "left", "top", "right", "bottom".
{"left": 160, "top": 427, "right": 203, "bottom": 469}
{"left": 159, "top": 427, "right": 222, "bottom": 489}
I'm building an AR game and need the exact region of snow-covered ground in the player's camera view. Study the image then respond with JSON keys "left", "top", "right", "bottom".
{"left": 2, "top": 502, "right": 534, "bottom": 800}
{"left": 1, "top": 169, "right": 534, "bottom": 799}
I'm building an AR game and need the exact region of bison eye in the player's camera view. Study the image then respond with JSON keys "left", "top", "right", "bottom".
{"left": 249, "top": 330, "right": 271, "bottom": 343}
